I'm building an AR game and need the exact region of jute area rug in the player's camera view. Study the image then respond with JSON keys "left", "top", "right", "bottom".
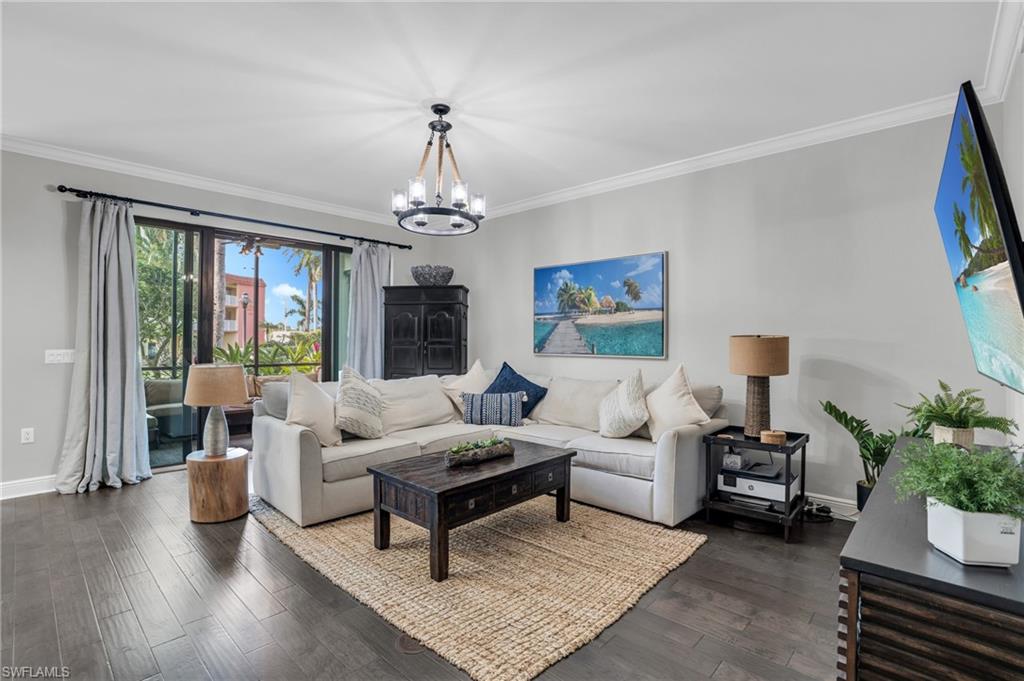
{"left": 249, "top": 496, "right": 706, "bottom": 681}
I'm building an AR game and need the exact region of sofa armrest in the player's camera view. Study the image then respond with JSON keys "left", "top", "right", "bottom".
{"left": 652, "top": 418, "right": 729, "bottom": 526}
{"left": 251, "top": 414, "right": 323, "bottom": 526}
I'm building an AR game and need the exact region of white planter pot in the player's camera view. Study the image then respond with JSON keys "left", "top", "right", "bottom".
{"left": 932, "top": 425, "right": 974, "bottom": 449}
{"left": 926, "top": 498, "right": 1021, "bottom": 567}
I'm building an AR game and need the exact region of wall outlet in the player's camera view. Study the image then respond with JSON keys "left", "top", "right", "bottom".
{"left": 20, "top": 428, "right": 35, "bottom": 444}
{"left": 44, "top": 349, "right": 75, "bottom": 364}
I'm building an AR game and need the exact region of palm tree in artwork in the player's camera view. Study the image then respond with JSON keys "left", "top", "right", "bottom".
{"left": 623, "top": 278, "right": 642, "bottom": 308}
{"left": 556, "top": 280, "right": 578, "bottom": 314}
{"left": 954, "top": 203, "right": 974, "bottom": 265}
{"left": 959, "top": 116, "right": 999, "bottom": 243}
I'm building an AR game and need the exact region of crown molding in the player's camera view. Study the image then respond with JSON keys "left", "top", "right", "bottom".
{"left": 489, "top": 1, "right": 1024, "bottom": 219}
{"left": 0, "top": 135, "right": 394, "bottom": 226}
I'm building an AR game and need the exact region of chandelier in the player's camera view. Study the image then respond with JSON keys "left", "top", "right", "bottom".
{"left": 391, "top": 104, "right": 485, "bottom": 236}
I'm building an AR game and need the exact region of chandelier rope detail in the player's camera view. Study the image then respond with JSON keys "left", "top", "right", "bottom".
{"left": 391, "top": 104, "right": 485, "bottom": 236}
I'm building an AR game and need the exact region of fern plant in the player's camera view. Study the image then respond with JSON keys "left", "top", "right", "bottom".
{"left": 894, "top": 441, "right": 1024, "bottom": 519}
{"left": 821, "top": 401, "right": 898, "bottom": 487}
{"left": 898, "top": 380, "right": 1017, "bottom": 434}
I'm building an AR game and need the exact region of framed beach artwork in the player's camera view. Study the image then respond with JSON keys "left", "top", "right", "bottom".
{"left": 533, "top": 252, "right": 666, "bottom": 358}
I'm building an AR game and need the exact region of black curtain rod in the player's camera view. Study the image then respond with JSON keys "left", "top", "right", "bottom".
{"left": 56, "top": 184, "right": 413, "bottom": 250}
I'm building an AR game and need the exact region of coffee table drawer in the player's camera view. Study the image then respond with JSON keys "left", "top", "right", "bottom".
{"left": 446, "top": 487, "right": 494, "bottom": 523}
{"left": 533, "top": 464, "right": 565, "bottom": 492}
{"left": 495, "top": 474, "right": 532, "bottom": 505}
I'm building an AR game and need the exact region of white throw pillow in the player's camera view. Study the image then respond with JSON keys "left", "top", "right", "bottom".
{"left": 599, "top": 370, "right": 650, "bottom": 438}
{"left": 371, "top": 375, "right": 456, "bottom": 434}
{"left": 286, "top": 373, "right": 342, "bottom": 446}
{"left": 644, "top": 364, "right": 710, "bottom": 442}
{"left": 334, "top": 366, "right": 384, "bottom": 439}
{"left": 441, "top": 359, "right": 490, "bottom": 416}
{"left": 531, "top": 376, "right": 619, "bottom": 432}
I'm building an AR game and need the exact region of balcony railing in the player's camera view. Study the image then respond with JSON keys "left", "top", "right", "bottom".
{"left": 225, "top": 294, "right": 238, "bottom": 307}
{"left": 223, "top": 319, "right": 238, "bottom": 332}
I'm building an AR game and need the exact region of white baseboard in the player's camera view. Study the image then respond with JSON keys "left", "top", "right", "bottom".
{"left": 1, "top": 474, "right": 57, "bottom": 500}
{"left": 807, "top": 492, "right": 859, "bottom": 522}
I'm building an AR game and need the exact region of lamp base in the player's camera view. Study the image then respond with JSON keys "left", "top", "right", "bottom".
{"left": 744, "top": 376, "right": 771, "bottom": 438}
{"left": 203, "top": 405, "right": 230, "bottom": 457}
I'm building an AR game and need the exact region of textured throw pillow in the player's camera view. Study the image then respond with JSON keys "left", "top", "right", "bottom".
{"left": 442, "top": 359, "right": 490, "bottom": 416}
{"left": 484, "top": 362, "right": 549, "bottom": 418}
{"left": 599, "top": 370, "right": 650, "bottom": 438}
{"left": 531, "top": 376, "right": 619, "bottom": 431}
{"left": 644, "top": 364, "right": 710, "bottom": 442}
{"left": 334, "top": 366, "right": 384, "bottom": 439}
{"left": 371, "top": 374, "right": 455, "bottom": 434}
{"left": 462, "top": 391, "right": 527, "bottom": 427}
{"left": 286, "top": 373, "right": 342, "bottom": 446}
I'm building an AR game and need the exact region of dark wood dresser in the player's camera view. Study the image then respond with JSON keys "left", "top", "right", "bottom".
{"left": 837, "top": 438, "right": 1024, "bottom": 680}
{"left": 383, "top": 285, "right": 468, "bottom": 379}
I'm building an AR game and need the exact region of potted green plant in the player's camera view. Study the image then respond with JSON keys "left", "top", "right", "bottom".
{"left": 821, "top": 401, "right": 899, "bottom": 511}
{"left": 898, "top": 380, "right": 1016, "bottom": 449}
{"left": 894, "top": 441, "right": 1024, "bottom": 567}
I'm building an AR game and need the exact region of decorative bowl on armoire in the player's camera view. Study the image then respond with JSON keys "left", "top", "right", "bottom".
{"left": 411, "top": 265, "right": 454, "bottom": 286}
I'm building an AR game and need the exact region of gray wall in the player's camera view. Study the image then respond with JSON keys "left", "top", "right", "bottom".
{"left": 1002, "top": 53, "right": 1024, "bottom": 439}
{"left": 0, "top": 151, "right": 438, "bottom": 484}
{"left": 436, "top": 109, "right": 1011, "bottom": 503}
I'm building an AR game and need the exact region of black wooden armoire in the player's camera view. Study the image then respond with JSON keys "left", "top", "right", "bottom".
{"left": 382, "top": 286, "right": 468, "bottom": 379}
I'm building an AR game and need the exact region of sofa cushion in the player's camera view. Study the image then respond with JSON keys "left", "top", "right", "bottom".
{"left": 462, "top": 392, "right": 526, "bottom": 427}
{"left": 144, "top": 379, "right": 182, "bottom": 407}
{"left": 441, "top": 360, "right": 491, "bottom": 416}
{"left": 644, "top": 364, "right": 710, "bottom": 442}
{"left": 370, "top": 375, "right": 455, "bottom": 434}
{"left": 532, "top": 376, "right": 618, "bottom": 431}
{"left": 485, "top": 363, "right": 548, "bottom": 418}
{"left": 599, "top": 370, "right": 649, "bottom": 438}
{"left": 286, "top": 374, "right": 342, "bottom": 446}
{"left": 335, "top": 366, "right": 384, "bottom": 439}
{"left": 494, "top": 423, "right": 594, "bottom": 448}
{"left": 567, "top": 434, "right": 657, "bottom": 480}
{"left": 390, "top": 422, "right": 495, "bottom": 455}
{"left": 261, "top": 382, "right": 289, "bottom": 420}
{"left": 321, "top": 437, "right": 420, "bottom": 483}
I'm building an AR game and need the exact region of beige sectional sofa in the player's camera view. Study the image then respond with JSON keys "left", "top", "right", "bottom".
{"left": 252, "top": 371, "right": 727, "bottom": 527}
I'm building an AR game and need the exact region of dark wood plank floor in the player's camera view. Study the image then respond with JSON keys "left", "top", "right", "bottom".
{"left": 0, "top": 469, "right": 850, "bottom": 680}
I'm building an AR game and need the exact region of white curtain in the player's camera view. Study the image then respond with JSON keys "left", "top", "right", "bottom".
{"left": 346, "top": 242, "right": 392, "bottom": 378}
{"left": 55, "top": 200, "right": 151, "bottom": 493}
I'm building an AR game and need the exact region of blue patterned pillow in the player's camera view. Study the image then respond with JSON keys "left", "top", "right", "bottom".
{"left": 484, "top": 362, "right": 548, "bottom": 418}
{"left": 462, "top": 391, "right": 527, "bottom": 427}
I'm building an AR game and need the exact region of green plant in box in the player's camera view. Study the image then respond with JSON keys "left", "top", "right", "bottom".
{"left": 894, "top": 442, "right": 1024, "bottom": 520}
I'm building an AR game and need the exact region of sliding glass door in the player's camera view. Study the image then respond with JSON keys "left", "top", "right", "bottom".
{"left": 136, "top": 220, "right": 200, "bottom": 467}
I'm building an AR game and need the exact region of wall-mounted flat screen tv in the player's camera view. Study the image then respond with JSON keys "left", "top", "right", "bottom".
{"left": 934, "top": 81, "right": 1024, "bottom": 394}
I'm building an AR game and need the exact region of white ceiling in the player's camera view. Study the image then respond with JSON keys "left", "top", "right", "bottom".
{"left": 3, "top": 2, "right": 1022, "bottom": 223}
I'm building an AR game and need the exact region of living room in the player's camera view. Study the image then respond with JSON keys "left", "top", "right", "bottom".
{"left": 3, "top": 3, "right": 1024, "bottom": 681}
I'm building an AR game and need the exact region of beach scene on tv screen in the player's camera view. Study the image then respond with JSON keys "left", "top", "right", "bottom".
{"left": 934, "top": 90, "right": 1024, "bottom": 392}
{"left": 533, "top": 253, "right": 665, "bottom": 357}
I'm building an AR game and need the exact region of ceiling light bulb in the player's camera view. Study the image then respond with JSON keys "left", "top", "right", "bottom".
{"left": 451, "top": 180, "right": 468, "bottom": 209}
{"left": 408, "top": 178, "right": 426, "bottom": 207}
{"left": 414, "top": 212, "right": 428, "bottom": 227}
{"left": 470, "top": 193, "right": 486, "bottom": 218}
{"left": 391, "top": 189, "right": 408, "bottom": 214}
{"left": 450, "top": 214, "right": 465, "bottom": 229}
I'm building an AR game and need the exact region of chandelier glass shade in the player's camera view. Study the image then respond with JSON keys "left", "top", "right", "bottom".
{"left": 391, "top": 104, "right": 485, "bottom": 236}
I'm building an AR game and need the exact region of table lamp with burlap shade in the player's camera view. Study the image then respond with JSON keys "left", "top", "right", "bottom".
{"left": 183, "top": 364, "right": 249, "bottom": 457}
{"left": 729, "top": 335, "right": 789, "bottom": 438}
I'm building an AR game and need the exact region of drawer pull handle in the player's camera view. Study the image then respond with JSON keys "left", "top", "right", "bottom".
{"left": 468, "top": 499, "right": 475, "bottom": 510}
{"left": 511, "top": 484, "right": 518, "bottom": 494}
{"left": 547, "top": 472, "right": 554, "bottom": 482}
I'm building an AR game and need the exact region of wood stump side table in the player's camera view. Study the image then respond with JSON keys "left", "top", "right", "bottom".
{"left": 186, "top": 448, "right": 249, "bottom": 523}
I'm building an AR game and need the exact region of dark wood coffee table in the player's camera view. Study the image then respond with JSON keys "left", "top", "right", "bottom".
{"left": 367, "top": 441, "right": 575, "bottom": 581}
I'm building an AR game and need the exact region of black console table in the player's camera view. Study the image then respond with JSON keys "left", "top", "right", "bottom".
{"left": 837, "top": 438, "right": 1024, "bottom": 680}
{"left": 702, "top": 425, "right": 808, "bottom": 542}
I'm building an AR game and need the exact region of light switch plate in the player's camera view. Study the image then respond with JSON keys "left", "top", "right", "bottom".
{"left": 44, "top": 349, "right": 75, "bottom": 364}
{"left": 20, "top": 428, "right": 35, "bottom": 444}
